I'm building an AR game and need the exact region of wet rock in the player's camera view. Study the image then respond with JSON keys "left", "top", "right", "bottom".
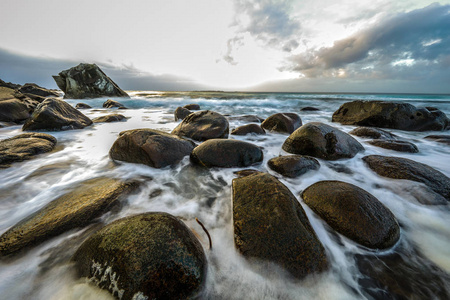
{"left": 18, "top": 83, "right": 59, "bottom": 101}
{"left": 368, "top": 139, "right": 419, "bottom": 153}
{"left": 52, "top": 63, "right": 129, "bottom": 99}
{"left": 174, "top": 106, "right": 192, "bottom": 121}
{"left": 0, "top": 87, "right": 38, "bottom": 123}
{"left": 231, "top": 124, "right": 265, "bottom": 135}
{"left": 92, "top": 114, "right": 126, "bottom": 123}
{"left": 233, "top": 173, "right": 328, "bottom": 279}
{"left": 349, "top": 126, "right": 397, "bottom": 140}
{"left": 0, "top": 133, "right": 57, "bottom": 168}
{"left": 332, "top": 101, "right": 449, "bottom": 131}
{"left": 227, "top": 115, "right": 264, "bottom": 123}
{"left": 183, "top": 103, "right": 200, "bottom": 110}
{"left": 282, "top": 122, "right": 364, "bottom": 160}
{"left": 233, "top": 169, "right": 262, "bottom": 177}
{"left": 363, "top": 155, "right": 450, "bottom": 200}
{"left": 268, "top": 155, "right": 320, "bottom": 178}
{"left": 22, "top": 98, "right": 93, "bottom": 131}
{"left": 110, "top": 129, "right": 194, "bottom": 168}
{"left": 300, "top": 106, "right": 320, "bottom": 111}
{"left": 72, "top": 212, "right": 207, "bottom": 300}
{"left": 171, "top": 110, "right": 229, "bottom": 141}
{"left": 302, "top": 181, "right": 400, "bottom": 249}
{"left": 261, "top": 113, "right": 302, "bottom": 134}
{"left": 424, "top": 134, "right": 450, "bottom": 146}
{"left": 75, "top": 103, "right": 92, "bottom": 109}
{"left": 0, "top": 177, "right": 140, "bottom": 257}
{"left": 190, "top": 139, "right": 263, "bottom": 168}
{"left": 103, "top": 99, "right": 125, "bottom": 109}
{"left": 326, "top": 162, "right": 354, "bottom": 174}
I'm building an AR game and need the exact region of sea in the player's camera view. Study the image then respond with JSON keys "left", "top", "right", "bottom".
{"left": 0, "top": 91, "right": 449, "bottom": 299}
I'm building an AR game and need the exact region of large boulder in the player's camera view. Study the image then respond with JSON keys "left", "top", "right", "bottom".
{"left": 332, "top": 101, "right": 449, "bottom": 131}
{"left": 110, "top": 129, "right": 194, "bottom": 168}
{"left": 0, "top": 177, "right": 140, "bottom": 257}
{"left": 190, "top": 139, "right": 263, "bottom": 168}
{"left": 72, "top": 212, "right": 207, "bottom": 300}
{"left": 349, "top": 127, "right": 397, "bottom": 140}
{"left": 52, "top": 63, "right": 129, "bottom": 99}
{"left": 368, "top": 139, "right": 419, "bottom": 153}
{"left": 22, "top": 98, "right": 92, "bottom": 131}
{"left": 232, "top": 173, "right": 328, "bottom": 279}
{"left": 171, "top": 110, "right": 229, "bottom": 141}
{"left": 282, "top": 122, "right": 364, "bottom": 160}
{"left": 261, "top": 113, "right": 302, "bottom": 134}
{"left": 92, "top": 114, "right": 126, "bottom": 123}
{"left": 0, "top": 133, "right": 57, "bottom": 168}
{"left": 231, "top": 124, "right": 265, "bottom": 135}
{"left": 0, "top": 87, "right": 38, "bottom": 123}
{"left": 363, "top": 155, "right": 450, "bottom": 200}
{"left": 18, "top": 83, "right": 59, "bottom": 102}
{"left": 268, "top": 155, "right": 320, "bottom": 178}
{"left": 302, "top": 181, "right": 400, "bottom": 249}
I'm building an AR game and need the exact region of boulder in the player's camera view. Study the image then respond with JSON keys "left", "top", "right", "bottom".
{"left": 18, "top": 83, "right": 59, "bottom": 101}
{"left": 232, "top": 173, "right": 328, "bottom": 279}
{"left": 282, "top": 122, "right": 364, "bottom": 160}
{"left": 0, "top": 133, "right": 57, "bottom": 168}
{"left": 368, "top": 139, "right": 419, "bottom": 153}
{"left": 75, "top": 103, "right": 92, "bottom": 109}
{"left": 190, "top": 139, "right": 263, "bottom": 168}
{"left": 363, "top": 155, "right": 450, "bottom": 200}
{"left": 110, "top": 129, "right": 194, "bottom": 168}
{"left": 171, "top": 110, "right": 229, "bottom": 141}
{"left": 53, "top": 63, "right": 129, "bottom": 99}
{"left": 424, "top": 135, "right": 450, "bottom": 146}
{"left": 231, "top": 124, "right": 265, "bottom": 135}
{"left": 300, "top": 107, "right": 320, "bottom": 111}
{"left": 233, "top": 169, "right": 262, "bottom": 177}
{"left": 227, "top": 115, "right": 264, "bottom": 123}
{"left": 22, "top": 98, "right": 93, "bottom": 131}
{"left": 261, "top": 113, "right": 302, "bottom": 134}
{"left": 72, "top": 212, "right": 207, "bottom": 300}
{"left": 183, "top": 103, "right": 200, "bottom": 110}
{"left": 302, "top": 181, "right": 400, "bottom": 249}
{"left": 268, "top": 155, "right": 320, "bottom": 178}
{"left": 0, "top": 87, "right": 38, "bottom": 123}
{"left": 92, "top": 114, "right": 126, "bottom": 123}
{"left": 103, "top": 99, "right": 125, "bottom": 109}
{"left": 0, "top": 177, "right": 140, "bottom": 257}
{"left": 349, "top": 127, "right": 397, "bottom": 140}
{"left": 174, "top": 106, "right": 192, "bottom": 121}
{"left": 332, "top": 101, "right": 449, "bottom": 131}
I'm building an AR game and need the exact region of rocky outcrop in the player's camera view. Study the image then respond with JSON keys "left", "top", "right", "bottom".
{"left": 183, "top": 104, "right": 200, "bottom": 110}
{"left": 92, "top": 114, "right": 126, "bottom": 123}
{"left": 22, "top": 98, "right": 92, "bottom": 131}
{"left": 349, "top": 127, "right": 397, "bottom": 140}
{"left": 72, "top": 212, "right": 207, "bottom": 300}
{"left": 0, "top": 78, "right": 21, "bottom": 89}
{"left": 232, "top": 173, "right": 328, "bottom": 279}
{"left": 110, "top": 129, "right": 194, "bottom": 168}
{"left": 0, "top": 87, "right": 38, "bottom": 123}
{"left": 424, "top": 135, "right": 450, "bottom": 145}
{"left": 0, "top": 133, "right": 57, "bottom": 168}
{"left": 332, "top": 101, "right": 449, "bottom": 131}
{"left": 261, "top": 113, "right": 302, "bottom": 134}
{"left": 75, "top": 103, "right": 92, "bottom": 109}
{"left": 53, "top": 63, "right": 129, "bottom": 99}
{"left": 231, "top": 124, "right": 265, "bottom": 135}
{"left": 268, "top": 155, "right": 320, "bottom": 178}
{"left": 171, "top": 110, "right": 229, "bottom": 141}
{"left": 174, "top": 107, "right": 192, "bottom": 121}
{"left": 18, "top": 83, "right": 59, "bottom": 102}
{"left": 190, "top": 139, "right": 263, "bottom": 168}
{"left": 302, "top": 181, "right": 400, "bottom": 249}
{"left": 103, "top": 99, "right": 126, "bottom": 109}
{"left": 363, "top": 155, "right": 450, "bottom": 200}
{"left": 368, "top": 139, "right": 419, "bottom": 153}
{"left": 282, "top": 122, "right": 364, "bottom": 160}
{"left": 0, "top": 177, "right": 140, "bottom": 257}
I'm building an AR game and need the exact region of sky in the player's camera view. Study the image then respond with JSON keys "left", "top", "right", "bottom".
{"left": 0, "top": 0, "right": 449, "bottom": 93}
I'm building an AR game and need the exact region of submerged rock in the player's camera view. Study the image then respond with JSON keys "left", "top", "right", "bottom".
{"left": 103, "top": 99, "right": 125, "bottom": 109}
{"left": 300, "top": 107, "right": 320, "bottom": 111}
{"left": 302, "top": 181, "right": 400, "bottom": 249}
{"left": 72, "top": 212, "right": 207, "bottom": 300}
{"left": 190, "top": 139, "right": 263, "bottom": 168}
{"left": 174, "top": 106, "right": 192, "bottom": 121}
{"left": 171, "top": 110, "right": 229, "bottom": 141}
{"left": 0, "top": 133, "right": 57, "bottom": 168}
{"left": 231, "top": 124, "right": 265, "bottom": 135}
{"left": 232, "top": 173, "right": 328, "bottom": 279}
{"left": 53, "top": 63, "right": 129, "bottom": 99}
{"left": 282, "top": 122, "right": 364, "bottom": 160}
{"left": 0, "top": 177, "right": 140, "bottom": 257}
{"left": 268, "top": 155, "right": 320, "bottom": 178}
{"left": 22, "top": 98, "right": 92, "bottom": 131}
{"left": 424, "top": 134, "right": 450, "bottom": 146}
{"left": 92, "top": 114, "right": 126, "bottom": 123}
{"left": 332, "top": 101, "right": 449, "bottom": 131}
{"left": 0, "top": 87, "right": 38, "bottom": 123}
{"left": 368, "top": 139, "right": 419, "bottom": 153}
{"left": 75, "top": 103, "right": 92, "bottom": 109}
{"left": 110, "top": 129, "right": 194, "bottom": 168}
{"left": 261, "top": 113, "right": 302, "bottom": 134}
{"left": 349, "top": 127, "right": 397, "bottom": 140}
{"left": 363, "top": 155, "right": 450, "bottom": 200}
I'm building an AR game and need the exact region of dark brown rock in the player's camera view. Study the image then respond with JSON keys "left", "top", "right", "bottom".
{"left": 183, "top": 103, "right": 200, "bottom": 110}
{"left": 302, "top": 181, "right": 400, "bottom": 249}
{"left": 72, "top": 212, "right": 207, "bottom": 300}
{"left": 227, "top": 115, "right": 264, "bottom": 123}
{"left": 171, "top": 110, "right": 229, "bottom": 141}
{"left": 368, "top": 139, "right": 419, "bottom": 153}
{"left": 231, "top": 124, "right": 265, "bottom": 135}
{"left": 174, "top": 106, "right": 192, "bottom": 121}
{"left": 103, "top": 99, "right": 125, "bottom": 108}
{"left": 92, "top": 114, "right": 126, "bottom": 123}
{"left": 22, "top": 98, "right": 92, "bottom": 131}
{"left": 268, "top": 155, "right": 320, "bottom": 178}
{"left": 282, "top": 122, "right": 364, "bottom": 160}
{"left": 110, "top": 129, "right": 194, "bottom": 168}
{"left": 18, "top": 83, "right": 59, "bottom": 100}
{"left": 233, "top": 173, "right": 328, "bottom": 279}
{"left": 233, "top": 169, "right": 262, "bottom": 177}
{"left": 424, "top": 135, "right": 450, "bottom": 145}
{"left": 261, "top": 113, "right": 302, "bottom": 134}
{"left": 0, "top": 78, "right": 21, "bottom": 89}
{"left": 75, "top": 103, "right": 92, "bottom": 109}
{"left": 0, "top": 87, "right": 38, "bottom": 123}
{"left": 0, "top": 177, "right": 140, "bottom": 257}
{"left": 190, "top": 139, "right": 263, "bottom": 168}
{"left": 363, "top": 155, "right": 450, "bottom": 200}
{"left": 349, "top": 127, "right": 397, "bottom": 140}
{"left": 300, "top": 107, "right": 320, "bottom": 111}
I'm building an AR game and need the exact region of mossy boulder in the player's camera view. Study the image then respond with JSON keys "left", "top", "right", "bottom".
{"left": 368, "top": 139, "right": 419, "bottom": 153}
{"left": 268, "top": 155, "right": 320, "bottom": 178}
{"left": 261, "top": 113, "right": 302, "bottom": 134}
{"left": 72, "top": 212, "right": 207, "bottom": 300}
{"left": 171, "top": 110, "right": 229, "bottom": 141}
{"left": 231, "top": 124, "right": 266, "bottom": 135}
{"left": 92, "top": 114, "right": 126, "bottom": 123}
{"left": 349, "top": 127, "right": 397, "bottom": 140}
{"left": 232, "top": 173, "right": 328, "bottom": 279}
{"left": 302, "top": 181, "right": 400, "bottom": 249}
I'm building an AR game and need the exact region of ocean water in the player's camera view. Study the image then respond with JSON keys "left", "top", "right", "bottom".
{"left": 0, "top": 92, "right": 449, "bottom": 300}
